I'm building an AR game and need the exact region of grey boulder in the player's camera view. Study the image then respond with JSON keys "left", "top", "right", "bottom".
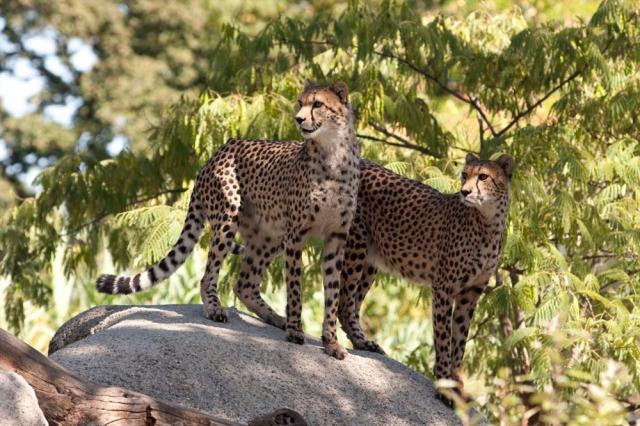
{"left": 49, "top": 304, "right": 461, "bottom": 425}
{"left": 0, "top": 371, "right": 47, "bottom": 426}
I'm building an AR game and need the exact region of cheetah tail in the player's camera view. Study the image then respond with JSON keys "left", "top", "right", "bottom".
{"left": 95, "top": 192, "right": 205, "bottom": 295}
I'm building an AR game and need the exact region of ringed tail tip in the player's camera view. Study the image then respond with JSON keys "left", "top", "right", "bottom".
{"left": 96, "top": 274, "right": 117, "bottom": 294}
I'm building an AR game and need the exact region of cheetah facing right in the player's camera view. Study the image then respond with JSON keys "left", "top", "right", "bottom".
{"left": 338, "top": 153, "right": 514, "bottom": 388}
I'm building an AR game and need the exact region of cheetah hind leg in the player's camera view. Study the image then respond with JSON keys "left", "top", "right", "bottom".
{"left": 445, "top": 284, "right": 485, "bottom": 406}
{"left": 339, "top": 261, "right": 385, "bottom": 354}
{"left": 200, "top": 220, "right": 237, "bottom": 323}
{"left": 352, "top": 265, "right": 385, "bottom": 354}
{"left": 233, "top": 237, "right": 286, "bottom": 330}
{"left": 431, "top": 285, "right": 455, "bottom": 405}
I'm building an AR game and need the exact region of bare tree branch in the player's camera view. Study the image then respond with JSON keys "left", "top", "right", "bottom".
{"left": 496, "top": 70, "right": 582, "bottom": 137}
{"left": 361, "top": 120, "right": 446, "bottom": 157}
{"left": 372, "top": 49, "right": 498, "bottom": 138}
{"left": 357, "top": 132, "right": 439, "bottom": 157}
{"left": 367, "top": 121, "right": 414, "bottom": 146}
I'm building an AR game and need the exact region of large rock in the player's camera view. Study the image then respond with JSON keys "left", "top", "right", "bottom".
{"left": 0, "top": 371, "right": 47, "bottom": 426}
{"left": 49, "top": 304, "right": 460, "bottom": 425}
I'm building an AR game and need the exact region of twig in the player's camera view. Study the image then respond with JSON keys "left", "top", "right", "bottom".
{"left": 358, "top": 122, "right": 440, "bottom": 157}
{"left": 357, "top": 132, "right": 431, "bottom": 152}
{"left": 368, "top": 121, "right": 414, "bottom": 145}
{"left": 581, "top": 253, "right": 617, "bottom": 260}
{"left": 496, "top": 70, "right": 582, "bottom": 137}
{"left": 466, "top": 316, "right": 494, "bottom": 342}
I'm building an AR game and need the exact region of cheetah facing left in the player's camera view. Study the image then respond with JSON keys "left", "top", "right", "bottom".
{"left": 96, "top": 81, "right": 360, "bottom": 359}
{"left": 338, "top": 153, "right": 514, "bottom": 388}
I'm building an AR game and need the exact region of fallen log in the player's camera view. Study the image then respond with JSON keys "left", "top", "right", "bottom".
{"left": 0, "top": 329, "right": 306, "bottom": 426}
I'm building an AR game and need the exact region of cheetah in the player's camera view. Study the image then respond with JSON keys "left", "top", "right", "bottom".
{"left": 96, "top": 81, "right": 360, "bottom": 359}
{"left": 338, "top": 153, "right": 513, "bottom": 382}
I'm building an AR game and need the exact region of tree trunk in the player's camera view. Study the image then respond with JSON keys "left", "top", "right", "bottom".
{"left": 0, "top": 329, "right": 306, "bottom": 426}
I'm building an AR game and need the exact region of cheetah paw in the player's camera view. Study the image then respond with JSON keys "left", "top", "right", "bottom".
{"left": 436, "top": 392, "right": 454, "bottom": 408}
{"left": 285, "top": 329, "right": 305, "bottom": 345}
{"left": 205, "top": 307, "right": 228, "bottom": 323}
{"left": 324, "top": 342, "right": 348, "bottom": 360}
{"left": 356, "top": 340, "right": 386, "bottom": 354}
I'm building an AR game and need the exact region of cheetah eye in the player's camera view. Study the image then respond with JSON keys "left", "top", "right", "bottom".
{"left": 478, "top": 173, "right": 489, "bottom": 181}
{"left": 312, "top": 101, "right": 323, "bottom": 109}
{"left": 461, "top": 172, "right": 468, "bottom": 180}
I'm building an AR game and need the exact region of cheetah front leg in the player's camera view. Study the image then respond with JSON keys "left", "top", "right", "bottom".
{"left": 339, "top": 259, "right": 384, "bottom": 354}
{"left": 431, "top": 285, "right": 458, "bottom": 407}
{"left": 284, "top": 234, "right": 305, "bottom": 345}
{"left": 321, "top": 233, "right": 348, "bottom": 360}
{"left": 450, "top": 284, "right": 485, "bottom": 380}
{"left": 432, "top": 286, "right": 455, "bottom": 380}
{"left": 337, "top": 217, "right": 384, "bottom": 353}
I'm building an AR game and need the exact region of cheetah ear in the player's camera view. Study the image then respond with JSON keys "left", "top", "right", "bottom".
{"left": 330, "top": 81, "right": 349, "bottom": 105}
{"left": 465, "top": 153, "right": 480, "bottom": 164}
{"left": 303, "top": 79, "right": 317, "bottom": 91}
{"left": 496, "top": 154, "right": 514, "bottom": 179}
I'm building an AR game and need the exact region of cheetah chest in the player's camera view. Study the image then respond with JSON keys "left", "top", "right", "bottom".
{"left": 464, "top": 245, "right": 502, "bottom": 288}
{"left": 307, "top": 179, "right": 355, "bottom": 235}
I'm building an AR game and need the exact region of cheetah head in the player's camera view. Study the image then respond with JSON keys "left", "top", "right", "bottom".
{"left": 295, "top": 80, "right": 352, "bottom": 142}
{"left": 460, "top": 153, "right": 514, "bottom": 216}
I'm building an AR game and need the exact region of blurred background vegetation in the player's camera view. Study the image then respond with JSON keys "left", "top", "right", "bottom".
{"left": 1, "top": 0, "right": 639, "bottom": 424}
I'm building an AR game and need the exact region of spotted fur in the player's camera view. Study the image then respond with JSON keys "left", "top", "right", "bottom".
{"left": 338, "top": 153, "right": 514, "bottom": 381}
{"left": 97, "top": 81, "right": 360, "bottom": 359}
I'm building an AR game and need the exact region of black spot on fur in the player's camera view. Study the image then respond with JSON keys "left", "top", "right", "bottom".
{"left": 117, "top": 277, "right": 132, "bottom": 294}
{"left": 148, "top": 267, "right": 157, "bottom": 283}
{"left": 132, "top": 274, "right": 141, "bottom": 292}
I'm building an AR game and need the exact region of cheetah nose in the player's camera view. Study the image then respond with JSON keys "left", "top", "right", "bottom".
{"left": 461, "top": 189, "right": 471, "bottom": 197}
{"left": 295, "top": 116, "right": 305, "bottom": 124}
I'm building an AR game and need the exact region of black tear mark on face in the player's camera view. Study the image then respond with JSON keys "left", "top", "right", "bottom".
{"left": 310, "top": 95, "right": 318, "bottom": 126}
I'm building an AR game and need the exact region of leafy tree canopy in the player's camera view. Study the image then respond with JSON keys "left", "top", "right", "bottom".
{"left": 0, "top": 0, "right": 332, "bottom": 202}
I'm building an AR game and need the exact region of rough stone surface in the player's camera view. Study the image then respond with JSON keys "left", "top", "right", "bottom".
{"left": 50, "top": 304, "right": 461, "bottom": 425}
{"left": 0, "top": 371, "right": 47, "bottom": 426}
{"left": 48, "top": 304, "right": 130, "bottom": 355}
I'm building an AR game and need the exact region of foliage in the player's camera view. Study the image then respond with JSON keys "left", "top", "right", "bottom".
{"left": 1, "top": 0, "right": 640, "bottom": 423}
{"left": 0, "top": 0, "right": 333, "bottom": 204}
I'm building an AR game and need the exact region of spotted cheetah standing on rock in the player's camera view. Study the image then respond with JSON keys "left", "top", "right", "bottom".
{"left": 96, "top": 81, "right": 360, "bottom": 359}
{"left": 338, "top": 153, "right": 513, "bottom": 382}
